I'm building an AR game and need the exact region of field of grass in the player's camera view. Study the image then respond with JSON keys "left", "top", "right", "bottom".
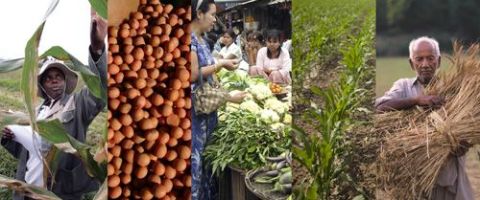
{"left": 0, "top": 70, "right": 105, "bottom": 199}
{"left": 376, "top": 56, "right": 450, "bottom": 97}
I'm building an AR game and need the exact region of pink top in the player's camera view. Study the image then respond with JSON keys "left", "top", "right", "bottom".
{"left": 255, "top": 47, "right": 291, "bottom": 77}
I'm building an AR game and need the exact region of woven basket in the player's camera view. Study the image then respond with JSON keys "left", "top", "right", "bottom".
{"left": 245, "top": 167, "right": 290, "bottom": 200}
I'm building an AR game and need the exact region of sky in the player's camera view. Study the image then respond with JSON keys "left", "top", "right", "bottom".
{"left": 0, "top": 0, "right": 90, "bottom": 63}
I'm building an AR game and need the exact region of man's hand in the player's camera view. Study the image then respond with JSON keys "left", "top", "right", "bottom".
{"left": 415, "top": 95, "right": 444, "bottom": 108}
{"left": 90, "top": 9, "right": 107, "bottom": 54}
{"left": 2, "top": 127, "right": 14, "bottom": 140}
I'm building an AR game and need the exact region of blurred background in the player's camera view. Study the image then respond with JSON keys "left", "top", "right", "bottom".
{"left": 376, "top": 0, "right": 480, "bottom": 96}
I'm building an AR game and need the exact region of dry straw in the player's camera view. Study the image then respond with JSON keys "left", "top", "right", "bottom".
{"left": 375, "top": 42, "right": 480, "bottom": 199}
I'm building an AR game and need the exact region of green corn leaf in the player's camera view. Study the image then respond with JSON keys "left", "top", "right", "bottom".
{"left": 22, "top": 22, "right": 45, "bottom": 145}
{"left": 88, "top": 0, "right": 108, "bottom": 19}
{"left": 0, "top": 110, "right": 30, "bottom": 130}
{"left": 0, "top": 58, "right": 24, "bottom": 73}
{"left": 37, "top": 119, "right": 106, "bottom": 181}
{"left": 0, "top": 174, "right": 61, "bottom": 200}
{"left": 21, "top": 0, "right": 59, "bottom": 157}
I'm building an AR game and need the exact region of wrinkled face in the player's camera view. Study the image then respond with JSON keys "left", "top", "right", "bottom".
{"left": 223, "top": 33, "right": 233, "bottom": 46}
{"left": 197, "top": 4, "right": 217, "bottom": 32}
{"left": 266, "top": 38, "right": 281, "bottom": 52}
{"left": 409, "top": 41, "right": 441, "bottom": 84}
{"left": 41, "top": 68, "right": 65, "bottom": 99}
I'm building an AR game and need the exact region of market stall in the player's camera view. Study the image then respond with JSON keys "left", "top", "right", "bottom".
{"left": 203, "top": 69, "right": 293, "bottom": 200}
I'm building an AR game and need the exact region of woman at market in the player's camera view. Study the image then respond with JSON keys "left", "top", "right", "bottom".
{"left": 218, "top": 29, "right": 242, "bottom": 60}
{"left": 249, "top": 29, "right": 292, "bottom": 84}
{"left": 245, "top": 30, "right": 263, "bottom": 66}
{"left": 191, "top": 0, "right": 247, "bottom": 199}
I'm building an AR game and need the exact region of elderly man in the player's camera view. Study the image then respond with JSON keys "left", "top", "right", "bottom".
{"left": 0, "top": 10, "right": 107, "bottom": 200}
{"left": 375, "top": 36, "right": 474, "bottom": 199}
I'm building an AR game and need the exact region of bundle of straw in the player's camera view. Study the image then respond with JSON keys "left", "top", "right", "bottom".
{"left": 376, "top": 43, "right": 480, "bottom": 199}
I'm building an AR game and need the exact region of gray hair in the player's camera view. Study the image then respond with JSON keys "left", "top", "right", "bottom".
{"left": 409, "top": 36, "right": 440, "bottom": 60}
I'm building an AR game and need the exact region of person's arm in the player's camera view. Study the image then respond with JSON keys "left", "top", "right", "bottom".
{"left": 1, "top": 126, "right": 25, "bottom": 158}
{"left": 375, "top": 79, "right": 444, "bottom": 112}
{"left": 233, "top": 44, "right": 242, "bottom": 60}
{"left": 1, "top": 136, "right": 23, "bottom": 158}
{"left": 377, "top": 95, "right": 444, "bottom": 112}
{"left": 375, "top": 79, "right": 409, "bottom": 112}
{"left": 77, "top": 10, "right": 107, "bottom": 123}
{"left": 256, "top": 48, "right": 265, "bottom": 69}
{"left": 278, "top": 49, "right": 291, "bottom": 76}
{"left": 376, "top": 97, "right": 419, "bottom": 112}
{"left": 246, "top": 46, "right": 256, "bottom": 65}
{"left": 191, "top": 51, "right": 219, "bottom": 82}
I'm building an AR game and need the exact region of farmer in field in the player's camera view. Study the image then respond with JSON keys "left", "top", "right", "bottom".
{"left": 375, "top": 36, "right": 474, "bottom": 199}
{"left": 0, "top": 10, "right": 106, "bottom": 200}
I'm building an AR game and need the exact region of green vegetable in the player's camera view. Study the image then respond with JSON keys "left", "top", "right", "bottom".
{"left": 264, "top": 97, "right": 290, "bottom": 115}
{"left": 203, "top": 110, "right": 291, "bottom": 175}
{"left": 260, "top": 109, "right": 280, "bottom": 124}
{"left": 279, "top": 170, "right": 292, "bottom": 184}
{"left": 248, "top": 84, "right": 273, "bottom": 101}
{"left": 239, "top": 100, "right": 262, "bottom": 114}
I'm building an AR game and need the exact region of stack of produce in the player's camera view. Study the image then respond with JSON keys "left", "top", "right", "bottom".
{"left": 107, "top": 0, "right": 192, "bottom": 199}
{"left": 203, "top": 70, "right": 292, "bottom": 174}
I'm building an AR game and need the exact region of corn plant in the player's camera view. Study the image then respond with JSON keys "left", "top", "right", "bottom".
{"left": 292, "top": 0, "right": 372, "bottom": 93}
{"left": 292, "top": 0, "right": 375, "bottom": 199}
{"left": 0, "top": 0, "right": 107, "bottom": 199}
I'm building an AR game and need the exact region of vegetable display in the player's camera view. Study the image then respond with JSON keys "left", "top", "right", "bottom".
{"left": 203, "top": 70, "right": 292, "bottom": 175}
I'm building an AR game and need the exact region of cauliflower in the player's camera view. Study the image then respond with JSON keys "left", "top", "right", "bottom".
{"left": 240, "top": 100, "right": 262, "bottom": 114}
{"left": 248, "top": 84, "right": 272, "bottom": 101}
{"left": 218, "top": 114, "right": 227, "bottom": 121}
{"left": 264, "top": 98, "right": 290, "bottom": 115}
{"left": 235, "top": 70, "right": 248, "bottom": 79}
{"left": 225, "top": 102, "right": 240, "bottom": 113}
{"left": 244, "top": 93, "right": 254, "bottom": 101}
{"left": 260, "top": 109, "right": 280, "bottom": 124}
{"left": 270, "top": 122, "right": 285, "bottom": 132}
{"left": 283, "top": 114, "right": 292, "bottom": 124}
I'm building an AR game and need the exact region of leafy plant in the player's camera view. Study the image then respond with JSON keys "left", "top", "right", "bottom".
{"left": 203, "top": 110, "right": 291, "bottom": 175}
